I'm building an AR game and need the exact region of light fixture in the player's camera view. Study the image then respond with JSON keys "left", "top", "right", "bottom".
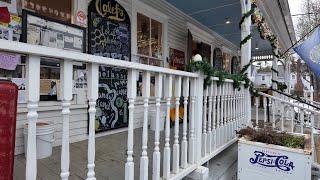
{"left": 225, "top": 18, "right": 231, "bottom": 24}
{"left": 193, "top": 54, "right": 202, "bottom": 62}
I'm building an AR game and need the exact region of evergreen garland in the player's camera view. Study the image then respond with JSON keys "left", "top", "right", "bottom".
{"left": 186, "top": 59, "right": 259, "bottom": 97}
{"left": 240, "top": 34, "right": 252, "bottom": 47}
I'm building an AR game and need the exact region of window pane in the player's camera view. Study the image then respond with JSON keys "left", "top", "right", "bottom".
{"left": 151, "top": 19, "right": 162, "bottom": 59}
{"left": 137, "top": 13, "right": 150, "bottom": 56}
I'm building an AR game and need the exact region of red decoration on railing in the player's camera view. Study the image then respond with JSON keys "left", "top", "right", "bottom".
{"left": 0, "top": 80, "right": 18, "bottom": 180}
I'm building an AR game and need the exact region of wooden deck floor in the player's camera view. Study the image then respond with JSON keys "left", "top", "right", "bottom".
{"left": 14, "top": 126, "right": 195, "bottom": 180}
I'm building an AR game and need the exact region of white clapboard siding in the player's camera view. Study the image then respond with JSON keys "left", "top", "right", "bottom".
{"left": 139, "top": 0, "right": 238, "bottom": 52}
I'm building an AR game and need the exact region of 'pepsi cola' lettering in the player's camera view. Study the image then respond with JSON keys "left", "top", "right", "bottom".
{"left": 250, "top": 151, "right": 295, "bottom": 172}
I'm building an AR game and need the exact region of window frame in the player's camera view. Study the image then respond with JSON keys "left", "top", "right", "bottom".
{"left": 132, "top": 0, "right": 168, "bottom": 67}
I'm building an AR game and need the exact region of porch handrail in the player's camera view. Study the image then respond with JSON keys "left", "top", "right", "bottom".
{"left": 268, "top": 88, "right": 320, "bottom": 110}
{"left": 3, "top": 38, "right": 251, "bottom": 180}
{"left": 258, "top": 92, "right": 320, "bottom": 115}
{"left": 0, "top": 39, "right": 198, "bottom": 78}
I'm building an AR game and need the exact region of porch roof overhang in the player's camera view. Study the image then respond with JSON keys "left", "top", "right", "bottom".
{"left": 165, "top": 0, "right": 296, "bottom": 57}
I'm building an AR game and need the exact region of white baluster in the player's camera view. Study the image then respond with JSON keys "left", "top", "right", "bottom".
{"left": 173, "top": 76, "right": 181, "bottom": 174}
{"left": 216, "top": 85, "right": 221, "bottom": 147}
{"left": 231, "top": 83, "right": 235, "bottom": 135}
{"left": 255, "top": 97, "right": 259, "bottom": 128}
{"left": 220, "top": 84, "right": 224, "bottom": 144}
{"left": 86, "top": 63, "right": 99, "bottom": 180}
{"left": 125, "top": 69, "right": 137, "bottom": 180}
{"left": 263, "top": 97, "right": 267, "bottom": 124}
{"left": 242, "top": 86, "right": 246, "bottom": 128}
{"left": 189, "top": 78, "right": 196, "bottom": 164}
{"left": 152, "top": 73, "right": 162, "bottom": 180}
{"left": 140, "top": 71, "right": 150, "bottom": 180}
{"left": 207, "top": 83, "right": 213, "bottom": 153}
{"left": 202, "top": 88, "right": 208, "bottom": 156}
{"left": 223, "top": 84, "right": 227, "bottom": 144}
{"left": 236, "top": 89, "right": 242, "bottom": 129}
{"left": 60, "top": 60, "right": 73, "bottom": 180}
{"left": 181, "top": 77, "right": 189, "bottom": 169}
{"left": 280, "top": 102, "right": 285, "bottom": 132}
{"left": 26, "top": 55, "right": 40, "bottom": 180}
{"left": 291, "top": 106, "right": 295, "bottom": 133}
{"left": 212, "top": 81, "right": 217, "bottom": 150}
{"left": 163, "top": 74, "right": 172, "bottom": 179}
{"left": 311, "top": 113, "right": 315, "bottom": 162}
{"left": 272, "top": 99, "right": 276, "bottom": 129}
{"left": 227, "top": 83, "right": 231, "bottom": 141}
{"left": 300, "top": 110, "right": 304, "bottom": 133}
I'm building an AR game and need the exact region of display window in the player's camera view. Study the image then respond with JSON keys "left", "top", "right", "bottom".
{"left": 191, "top": 40, "right": 211, "bottom": 62}
{"left": 223, "top": 52, "right": 231, "bottom": 73}
{"left": 137, "top": 13, "right": 163, "bottom": 66}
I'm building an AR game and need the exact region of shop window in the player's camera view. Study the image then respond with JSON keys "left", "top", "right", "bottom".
{"left": 191, "top": 41, "right": 211, "bottom": 62}
{"left": 137, "top": 13, "right": 163, "bottom": 66}
{"left": 40, "top": 58, "right": 60, "bottom": 101}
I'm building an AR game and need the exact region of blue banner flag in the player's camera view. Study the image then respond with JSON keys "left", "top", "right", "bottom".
{"left": 294, "top": 27, "right": 320, "bottom": 77}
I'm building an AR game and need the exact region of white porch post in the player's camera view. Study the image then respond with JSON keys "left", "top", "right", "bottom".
{"left": 86, "top": 63, "right": 99, "bottom": 180}
{"left": 60, "top": 60, "right": 73, "bottom": 180}
{"left": 26, "top": 55, "right": 40, "bottom": 180}
{"left": 240, "top": 0, "right": 252, "bottom": 127}
{"left": 126, "top": 69, "right": 137, "bottom": 180}
{"left": 195, "top": 73, "right": 204, "bottom": 163}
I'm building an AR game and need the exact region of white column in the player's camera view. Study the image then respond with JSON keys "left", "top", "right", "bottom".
{"left": 86, "top": 63, "right": 98, "bottom": 180}
{"left": 240, "top": 0, "right": 252, "bottom": 127}
{"left": 173, "top": 76, "right": 181, "bottom": 174}
{"left": 163, "top": 74, "right": 172, "bottom": 179}
{"left": 60, "top": 60, "right": 73, "bottom": 180}
{"left": 181, "top": 77, "right": 189, "bottom": 169}
{"left": 26, "top": 55, "right": 40, "bottom": 180}
{"left": 140, "top": 71, "right": 150, "bottom": 180}
{"left": 125, "top": 69, "right": 137, "bottom": 180}
{"left": 152, "top": 73, "right": 162, "bottom": 180}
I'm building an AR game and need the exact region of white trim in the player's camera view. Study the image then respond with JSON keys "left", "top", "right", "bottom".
{"left": 187, "top": 22, "right": 214, "bottom": 45}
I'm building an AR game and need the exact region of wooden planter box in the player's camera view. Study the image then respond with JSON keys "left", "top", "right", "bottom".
{"left": 238, "top": 135, "right": 312, "bottom": 180}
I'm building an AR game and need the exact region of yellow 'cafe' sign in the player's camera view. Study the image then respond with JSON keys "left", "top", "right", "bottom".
{"left": 95, "top": 0, "right": 125, "bottom": 21}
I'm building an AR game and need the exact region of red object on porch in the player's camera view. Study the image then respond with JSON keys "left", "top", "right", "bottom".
{"left": 0, "top": 80, "right": 18, "bottom": 180}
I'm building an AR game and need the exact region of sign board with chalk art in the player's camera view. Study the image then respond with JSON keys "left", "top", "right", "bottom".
{"left": 88, "top": 0, "right": 130, "bottom": 132}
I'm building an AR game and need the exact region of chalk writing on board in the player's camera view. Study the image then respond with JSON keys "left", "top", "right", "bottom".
{"left": 89, "top": 0, "right": 131, "bottom": 132}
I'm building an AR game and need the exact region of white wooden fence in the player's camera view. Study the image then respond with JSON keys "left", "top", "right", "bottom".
{"left": 0, "top": 39, "right": 249, "bottom": 180}
{"left": 254, "top": 92, "right": 320, "bottom": 162}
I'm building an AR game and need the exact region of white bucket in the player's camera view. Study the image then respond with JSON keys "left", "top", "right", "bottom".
{"left": 150, "top": 111, "right": 166, "bottom": 132}
{"left": 24, "top": 122, "right": 55, "bottom": 159}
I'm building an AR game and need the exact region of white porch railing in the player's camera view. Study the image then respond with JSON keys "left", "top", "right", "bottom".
{"left": 254, "top": 91, "right": 320, "bottom": 162}
{"left": 0, "top": 39, "right": 250, "bottom": 180}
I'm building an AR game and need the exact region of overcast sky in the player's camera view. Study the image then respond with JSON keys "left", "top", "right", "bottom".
{"left": 288, "top": 0, "right": 303, "bottom": 34}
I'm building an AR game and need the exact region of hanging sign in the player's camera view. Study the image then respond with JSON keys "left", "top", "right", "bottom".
{"left": 88, "top": 0, "right": 130, "bottom": 132}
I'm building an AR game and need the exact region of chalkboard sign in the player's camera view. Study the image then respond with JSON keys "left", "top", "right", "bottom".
{"left": 88, "top": 0, "right": 130, "bottom": 60}
{"left": 95, "top": 67, "right": 128, "bottom": 131}
{"left": 88, "top": 0, "right": 131, "bottom": 132}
